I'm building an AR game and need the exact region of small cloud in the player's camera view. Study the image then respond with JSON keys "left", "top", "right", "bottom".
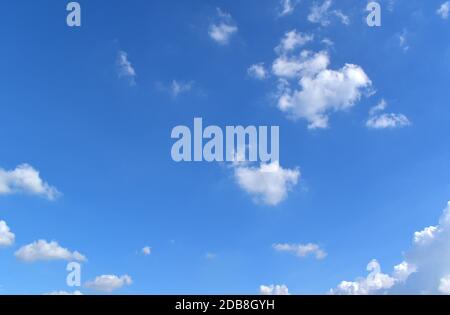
{"left": 308, "top": 0, "right": 349, "bottom": 26}
{"left": 260, "top": 284, "right": 290, "bottom": 295}
{"left": 437, "top": 2, "right": 450, "bottom": 19}
{"left": 0, "top": 164, "right": 60, "bottom": 200}
{"left": 247, "top": 63, "right": 268, "bottom": 80}
{"left": 209, "top": 8, "right": 238, "bottom": 45}
{"left": 117, "top": 50, "right": 136, "bottom": 85}
{"left": 85, "top": 275, "right": 132, "bottom": 292}
{"left": 234, "top": 162, "right": 300, "bottom": 206}
{"left": 366, "top": 113, "right": 410, "bottom": 129}
{"left": 0, "top": 220, "right": 15, "bottom": 247}
{"left": 273, "top": 243, "right": 327, "bottom": 259}
{"left": 398, "top": 30, "right": 409, "bottom": 52}
{"left": 275, "top": 30, "right": 314, "bottom": 55}
{"left": 171, "top": 80, "right": 193, "bottom": 97}
{"left": 141, "top": 246, "right": 151, "bottom": 256}
{"left": 15, "top": 240, "right": 86, "bottom": 262}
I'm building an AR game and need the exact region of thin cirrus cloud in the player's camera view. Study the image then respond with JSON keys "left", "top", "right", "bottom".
{"left": 0, "top": 164, "right": 60, "bottom": 200}
{"left": 0, "top": 220, "right": 15, "bottom": 247}
{"left": 233, "top": 161, "right": 300, "bottom": 206}
{"left": 331, "top": 201, "right": 450, "bottom": 295}
{"left": 279, "top": 0, "right": 297, "bottom": 17}
{"left": 15, "top": 240, "right": 86, "bottom": 263}
{"left": 273, "top": 243, "right": 327, "bottom": 260}
{"left": 117, "top": 50, "right": 137, "bottom": 85}
{"left": 85, "top": 274, "right": 132, "bottom": 292}
{"left": 208, "top": 8, "right": 238, "bottom": 45}
{"left": 307, "top": 0, "right": 349, "bottom": 26}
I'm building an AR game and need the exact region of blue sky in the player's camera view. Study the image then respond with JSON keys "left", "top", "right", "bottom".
{"left": 1, "top": 0, "right": 450, "bottom": 295}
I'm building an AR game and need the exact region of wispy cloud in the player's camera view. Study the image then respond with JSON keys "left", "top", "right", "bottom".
{"left": 437, "top": 1, "right": 450, "bottom": 19}
{"left": 273, "top": 243, "right": 327, "bottom": 259}
{"left": 209, "top": 8, "right": 238, "bottom": 45}
{"left": 117, "top": 50, "right": 136, "bottom": 85}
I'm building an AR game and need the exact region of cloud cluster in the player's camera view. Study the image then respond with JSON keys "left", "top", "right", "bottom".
{"left": 0, "top": 221, "right": 15, "bottom": 247}
{"left": 0, "top": 164, "right": 59, "bottom": 200}
{"left": 274, "top": 49, "right": 372, "bottom": 129}
{"left": 15, "top": 240, "right": 86, "bottom": 262}
{"left": 331, "top": 201, "right": 450, "bottom": 295}
{"left": 247, "top": 63, "right": 268, "bottom": 80}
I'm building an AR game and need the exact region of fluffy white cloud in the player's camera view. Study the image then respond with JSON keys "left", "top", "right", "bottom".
{"left": 171, "top": 80, "right": 193, "bottom": 97}
{"left": 331, "top": 260, "right": 398, "bottom": 295}
{"left": 366, "top": 113, "right": 410, "bottom": 129}
{"left": 439, "top": 275, "right": 450, "bottom": 294}
{"left": 117, "top": 50, "right": 136, "bottom": 85}
{"left": 332, "top": 201, "right": 450, "bottom": 294}
{"left": 437, "top": 2, "right": 450, "bottom": 19}
{"left": 234, "top": 162, "right": 300, "bottom": 206}
{"left": 85, "top": 275, "right": 132, "bottom": 292}
{"left": 15, "top": 240, "right": 86, "bottom": 262}
{"left": 273, "top": 243, "right": 327, "bottom": 259}
{"left": 248, "top": 63, "right": 268, "bottom": 80}
{"left": 0, "top": 164, "right": 59, "bottom": 200}
{"left": 142, "top": 246, "right": 151, "bottom": 256}
{"left": 260, "top": 284, "right": 290, "bottom": 295}
{"left": 0, "top": 220, "right": 15, "bottom": 247}
{"left": 308, "top": 0, "right": 349, "bottom": 26}
{"left": 275, "top": 30, "right": 313, "bottom": 55}
{"left": 274, "top": 50, "right": 371, "bottom": 129}
{"left": 209, "top": 9, "right": 238, "bottom": 45}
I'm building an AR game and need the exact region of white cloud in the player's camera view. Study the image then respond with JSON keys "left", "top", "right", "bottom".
{"left": 331, "top": 260, "right": 397, "bottom": 295}
{"left": 0, "top": 164, "right": 59, "bottom": 200}
{"left": 15, "top": 240, "right": 86, "bottom": 262}
{"left": 437, "top": 2, "right": 450, "bottom": 19}
{"left": 0, "top": 221, "right": 15, "bottom": 247}
{"left": 171, "top": 80, "right": 193, "bottom": 97}
{"left": 366, "top": 99, "right": 410, "bottom": 129}
{"left": 117, "top": 50, "right": 136, "bottom": 85}
{"left": 332, "top": 201, "right": 450, "bottom": 294}
{"left": 308, "top": 0, "right": 349, "bottom": 26}
{"left": 369, "top": 99, "right": 388, "bottom": 116}
{"left": 275, "top": 30, "right": 314, "bottom": 55}
{"left": 274, "top": 50, "right": 372, "bottom": 129}
{"left": 414, "top": 226, "right": 438, "bottom": 245}
{"left": 248, "top": 63, "right": 268, "bottom": 80}
{"left": 205, "top": 252, "right": 217, "bottom": 260}
{"left": 273, "top": 243, "right": 327, "bottom": 259}
{"left": 85, "top": 275, "right": 132, "bottom": 292}
{"left": 209, "top": 9, "right": 238, "bottom": 45}
{"left": 279, "top": 0, "right": 297, "bottom": 17}
{"left": 45, "top": 290, "right": 83, "bottom": 295}
{"left": 439, "top": 275, "right": 450, "bottom": 294}
{"left": 234, "top": 162, "right": 300, "bottom": 206}
{"left": 142, "top": 246, "right": 151, "bottom": 256}
{"left": 366, "top": 113, "right": 410, "bottom": 129}
{"left": 260, "top": 284, "right": 290, "bottom": 295}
